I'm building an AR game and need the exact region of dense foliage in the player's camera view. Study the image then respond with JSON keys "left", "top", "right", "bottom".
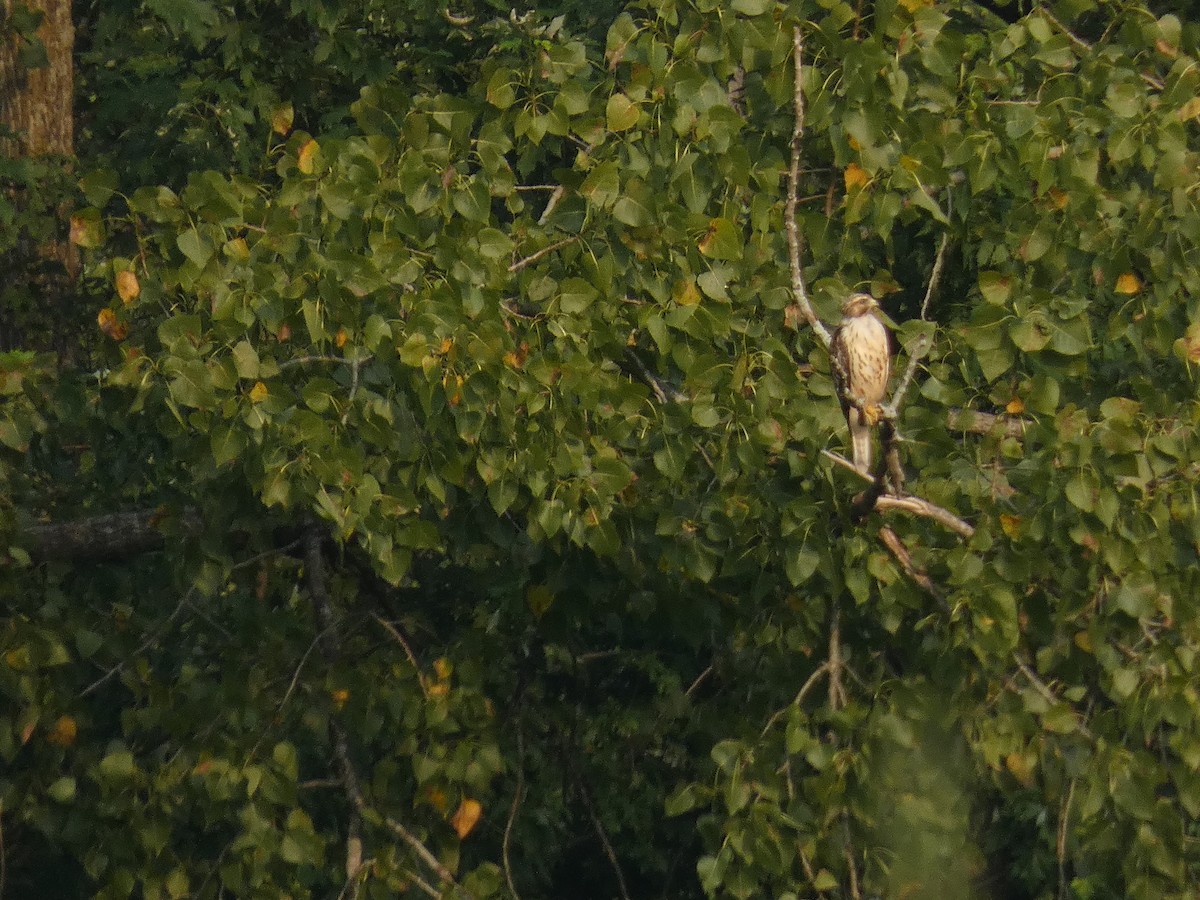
{"left": 4, "top": 0, "right": 1200, "bottom": 897}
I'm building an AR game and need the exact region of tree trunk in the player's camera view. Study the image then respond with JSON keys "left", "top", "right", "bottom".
{"left": 1, "top": 0, "right": 74, "bottom": 157}
{"left": 0, "top": 0, "right": 78, "bottom": 359}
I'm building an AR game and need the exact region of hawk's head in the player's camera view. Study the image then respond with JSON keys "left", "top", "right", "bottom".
{"left": 841, "top": 292, "right": 879, "bottom": 318}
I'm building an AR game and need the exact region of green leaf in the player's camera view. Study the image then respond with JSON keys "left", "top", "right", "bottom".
{"left": 606, "top": 93, "right": 640, "bottom": 132}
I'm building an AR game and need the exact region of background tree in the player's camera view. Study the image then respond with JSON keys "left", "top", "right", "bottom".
{"left": 2, "top": 1, "right": 1200, "bottom": 898}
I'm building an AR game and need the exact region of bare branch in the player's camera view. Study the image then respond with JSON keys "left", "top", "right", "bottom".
{"left": 503, "top": 727, "right": 526, "bottom": 900}
{"left": 1040, "top": 7, "right": 1163, "bottom": 90}
{"left": 24, "top": 507, "right": 201, "bottom": 561}
{"left": 785, "top": 26, "right": 832, "bottom": 349}
{"left": 828, "top": 604, "right": 845, "bottom": 711}
{"left": 874, "top": 495, "right": 975, "bottom": 539}
{"left": 878, "top": 526, "right": 945, "bottom": 603}
{"left": 761, "top": 662, "right": 831, "bottom": 738}
{"left": 371, "top": 614, "right": 430, "bottom": 698}
{"left": 279, "top": 354, "right": 372, "bottom": 371}
{"left": 623, "top": 350, "right": 686, "bottom": 404}
{"left": 508, "top": 235, "right": 580, "bottom": 273}
{"left": 304, "top": 532, "right": 466, "bottom": 897}
{"left": 947, "top": 408, "right": 1030, "bottom": 438}
{"left": 576, "top": 773, "right": 631, "bottom": 900}
{"left": 886, "top": 232, "right": 949, "bottom": 418}
{"left": 1012, "top": 653, "right": 1095, "bottom": 742}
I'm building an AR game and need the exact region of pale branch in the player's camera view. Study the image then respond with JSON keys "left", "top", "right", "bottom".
{"left": 947, "top": 408, "right": 1030, "bottom": 438}
{"left": 371, "top": 614, "right": 430, "bottom": 698}
{"left": 304, "top": 531, "right": 465, "bottom": 897}
{"left": 623, "top": 349, "right": 686, "bottom": 404}
{"left": 884, "top": 231, "right": 949, "bottom": 419}
{"left": 538, "top": 186, "right": 565, "bottom": 225}
{"left": 878, "top": 526, "right": 945, "bottom": 604}
{"left": 874, "top": 495, "right": 975, "bottom": 539}
{"left": 828, "top": 603, "right": 845, "bottom": 711}
{"left": 24, "top": 507, "right": 201, "bottom": 560}
{"left": 785, "top": 26, "right": 832, "bottom": 349}
{"left": 440, "top": 7, "right": 475, "bottom": 26}
{"left": 824, "top": 448, "right": 974, "bottom": 537}
{"left": 279, "top": 354, "right": 373, "bottom": 370}
{"left": 1040, "top": 7, "right": 1163, "bottom": 91}
{"left": 760, "top": 661, "right": 831, "bottom": 738}
{"left": 1012, "top": 653, "right": 1095, "bottom": 742}
{"left": 507, "top": 235, "right": 580, "bottom": 273}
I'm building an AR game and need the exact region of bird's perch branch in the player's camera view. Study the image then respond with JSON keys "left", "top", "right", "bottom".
{"left": 784, "top": 26, "right": 832, "bottom": 349}
{"left": 822, "top": 450, "right": 975, "bottom": 538}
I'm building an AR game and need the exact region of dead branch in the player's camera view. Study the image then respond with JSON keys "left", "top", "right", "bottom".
{"left": 1012, "top": 653, "right": 1095, "bottom": 742}
{"left": 885, "top": 232, "right": 948, "bottom": 419}
{"left": 760, "top": 661, "right": 831, "bottom": 738}
{"left": 304, "top": 531, "right": 466, "bottom": 897}
{"left": 574, "top": 766, "right": 631, "bottom": 900}
{"left": 874, "top": 495, "right": 975, "bottom": 539}
{"left": 784, "top": 26, "right": 832, "bottom": 348}
{"left": 878, "top": 526, "right": 945, "bottom": 604}
{"left": 371, "top": 614, "right": 430, "bottom": 698}
{"left": 947, "top": 408, "right": 1030, "bottom": 438}
{"left": 828, "top": 604, "right": 845, "bottom": 711}
{"left": 508, "top": 235, "right": 580, "bottom": 273}
{"left": 502, "top": 726, "right": 526, "bottom": 900}
{"left": 24, "top": 507, "right": 201, "bottom": 561}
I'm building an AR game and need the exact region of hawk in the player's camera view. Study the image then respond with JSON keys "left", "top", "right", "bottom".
{"left": 830, "top": 292, "right": 890, "bottom": 474}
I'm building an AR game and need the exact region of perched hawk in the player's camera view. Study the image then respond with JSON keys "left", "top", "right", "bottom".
{"left": 830, "top": 292, "right": 890, "bottom": 474}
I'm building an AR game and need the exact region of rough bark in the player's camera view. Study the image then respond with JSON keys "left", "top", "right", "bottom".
{"left": 1, "top": 0, "right": 78, "bottom": 358}
{"left": 1, "top": 0, "right": 73, "bottom": 157}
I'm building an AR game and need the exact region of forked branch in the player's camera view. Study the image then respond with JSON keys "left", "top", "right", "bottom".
{"left": 785, "top": 26, "right": 832, "bottom": 349}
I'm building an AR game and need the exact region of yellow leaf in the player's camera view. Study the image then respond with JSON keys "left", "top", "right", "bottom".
{"left": 672, "top": 278, "right": 701, "bottom": 307}
{"left": 277, "top": 323, "right": 292, "bottom": 342}
{"left": 97, "top": 307, "right": 128, "bottom": 340}
{"left": 451, "top": 798, "right": 483, "bottom": 839}
{"left": 1047, "top": 188, "right": 1068, "bottom": 210}
{"left": 1073, "top": 631, "right": 1093, "bottom": 653}
{"left": 999, "top": 514, "right": 1022, "bottom": 539}
{"left": 249, "top": 381, "right": 269, "bottom": 403}
{"left": 1178, "top": 97, "right": 1200, "bottom": 121}
{"left": 271, "top": 103, "right": 295, "bottom": 136}
{"left": 1114, "top": 272, "right": 1141, "bottom": 294}
{"left": 898, "top": 0, "right": 931, "bottom": 10}
{"left": 298, "top": 139, "right": 321, "bottom": 175}
{"left": 423, "top": 786, "right": 449, "bottom": 812}
{"left": 331, "top": 688, "right": 350, "bottom": 709}
{"left": 335, "top": 327, "right": 349, "bottom": 348}
{"left": 1005, "top": 397, "right": 1025, "bottom": 415}
{"left": 48, "top": 715, "right": 77, "bottom": 747}
{"left": 1004, "top": 751, "right": 1035, "bottom": 786}
{"left": 527, "top": 584, "right": 554, "bottom": 617}
{"left": 433, "top": 657, "right": 453, "bottom": 680}
{"left": 843, "top": 162, "right": 870, "bottom": 192}
{"left": 116, "top": 270, "right": 141, "bottom": 304}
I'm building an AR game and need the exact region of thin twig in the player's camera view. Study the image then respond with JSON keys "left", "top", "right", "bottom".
{"left": 828, "top": 604, "right": 845, "bottom": 711}
{"left": 886, "top": 232, "right": 948, "bottom": 418}
{"left": 80, "top": 592, "right": 192, "bottom": 697}
{"left": 503, "top": 727, "right": 526, "bottom": 900}
{"left": 1040, "top": 7, "right": 1163, "bottom": 90}
{"left": 878, "top": 526, "right": 947, "bottom": 606}
{"left": 279, "top": 354, "right": 372, "bottom": 370}
{"left": 576, "top": 773, "right": 632, "bottom": 900}
{"left": 371, "top": 614, "right": 430, "bottom": 698}
{"left": 624, "top": 350, "right": 686, "bottom": 403}
{"left": 784, "top": 26, "right": 832, "bottom": 349}
{"left": 538, "top": 186, "right": 565, "bottom": 225}
{"left": 508, "top": 236, "right": 580, "bottom": 273}
{"left": 684, "top": 665, "right": 714, "bottom": 698}
{"left": 1012, "top": 653, "right": 1095, "bottom": 742}
{"left": 760, "top": 662, "right": 831, "bottom": 738}
{"left": 305, "top": 531, "right": 466, "bottom": 897}
{"left": 843, "top": 814, "right": 862, "bottom": 900}
{"left": 1057, "top": 778, "right": 1076, "bottom": 900}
